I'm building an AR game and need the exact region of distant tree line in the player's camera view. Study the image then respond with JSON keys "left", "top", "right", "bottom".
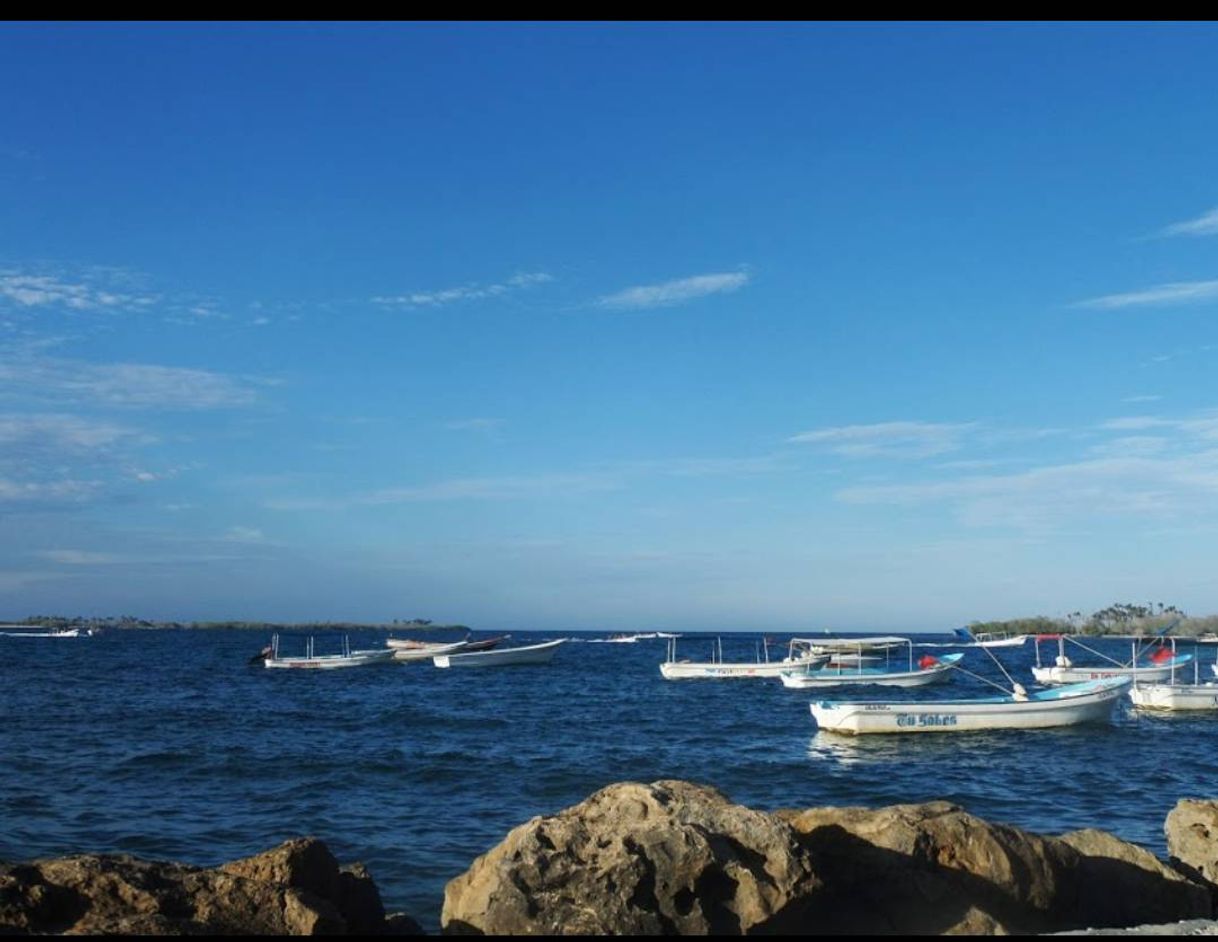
{"left": 970, "top": 601, "right": 1216, "bottom": 637}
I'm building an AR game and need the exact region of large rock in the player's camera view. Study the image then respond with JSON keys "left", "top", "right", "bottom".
{"left": 441, "top": 780, "right": 821, "bottom": 935}
{"left": 784, "top": 802, "right": 1211, "bottom": 934}
{"left": 0, "top": 837, "right": 417, "bottom": 935}
{"left": 442, "top": 782, "right": 1212, "bottom": 936}
{"left": 1167, "top": 799, "right": 1218, "bottom": 905}
{"left": 1060, "top": 828, "right": 1212, "bottom": 928}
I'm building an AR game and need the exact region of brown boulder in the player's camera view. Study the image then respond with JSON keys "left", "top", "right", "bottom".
{"left": 784, "top": 801, "right": 1211, "bottom": 934}
{"left": 1060, "top": 828, "right": 1212, "bottom": 927}
{"left": 441, "top": 779, "right": 821, "bottom": 935}
{"left": 1166, "top": 798, "right": 1218, "bottom": 908}
{"left": 0, "top": 837, "right": 407, "bottom": 935}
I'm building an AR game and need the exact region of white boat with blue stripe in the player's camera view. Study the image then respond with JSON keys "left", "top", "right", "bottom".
{"left": 809, "top": 676, "right": 1131, "bottom": 735}
{"left": 1031, "top": 633, "right": 1192, "bottom": 685}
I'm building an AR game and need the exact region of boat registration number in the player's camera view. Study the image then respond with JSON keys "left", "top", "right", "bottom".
{"left": 896, "top": 713, "right": 958, "bottom": 728}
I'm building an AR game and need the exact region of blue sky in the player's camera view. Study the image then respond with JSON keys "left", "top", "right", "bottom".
{"left": 3, "top": 22, "right": 1218, "bottom": 630}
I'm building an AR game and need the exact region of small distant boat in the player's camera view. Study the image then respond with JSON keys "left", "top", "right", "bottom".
{"left": 433, "top": 638, "right": 566, "bottom": 668}
{"left": 262, "top": 634, "right": 396, "bottom": 670}
{"left": 949, "top": 627, "right": 1029, "bottom": 648}
{"left": 810, "top": 676, "right": 1132, "bottom": 735}
{"left": 461, "top": 634, "right": 509, "bottom": 652}
{"left": 386, "top": 639, "right": 470, "bottom": 662}
{"left": 973, "top": 633, "right": 1029, "bottom": 649}
{"left": 1031, "top": 634, "right": 1191, "bottom": 685}
{"left": 1197, "top": 633, "right": 1218, "bottom": 644}
{"left": 659, "top": 636, "right": 828, "bottom": 680}
{"left": 780, "top": 637, "right": 962, "bottom": 688}
{"left": 0, "top": 624, "right": 92, "bottom": 638}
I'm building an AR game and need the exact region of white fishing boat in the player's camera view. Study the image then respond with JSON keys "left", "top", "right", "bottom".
{"left": 1031, "top": 634, "right": 1192, "bottom": 685}
{"left": 262, "top": 634, "right": 396, "bottom": 670}
{"left": 433, "top": 637, "right": 566, "bottom": 668}
{"left": 0, "top": 624, "right": 93, "bottom": 638}
{"left": 659, "top": 636, "right": 829, "bottom": 680}
{"left": 809, "top": 676, "right": 1132, "bottom": 735}
{"left": 973, "top": 632, "right": 1029, "bottom": 648}
{"left": 948, "top": 627, "right": 1028, "bottom": 648}
{"left": 1128, "top": 641, "right": 1218, "bottom": 712}
{"left": 1130, "top": 681, "right": 1218, "bottom": 711}
{"left": 386, "top": 638, "right": 470, "bottom": 662}
{"left": 779, "top": 637, "right": 962, "bottom": 688}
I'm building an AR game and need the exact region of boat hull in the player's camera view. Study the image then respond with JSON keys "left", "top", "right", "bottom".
{"left": 780, "top": 653, "right": 963, "bottom": 688}
{"left": 810, "top": 677, "right": 1130, "bottom": 735}
{"left": 264, "top": 649, "right": 396, "bottom": 669}
{"left": 388, "top": 640, "right": 469, "bottom": 662}
{"left": 1129, "top": 683, "right": 1218, "bottom": 711}
{"left": 973, "top": 635, "right": 1028, "bottom": 648}
{"left": 434, "top": 638, "right": 565, "bottom": 667}
{"left": 1031, "top": 657, "right": 1191, "bottom": 685}
{"left": 660, "top": 656, "right": 827, "bottom": 680}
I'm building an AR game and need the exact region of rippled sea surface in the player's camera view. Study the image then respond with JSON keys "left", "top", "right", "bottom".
{"left": 3, "top": 629, "right": 1217, "bottom": 931}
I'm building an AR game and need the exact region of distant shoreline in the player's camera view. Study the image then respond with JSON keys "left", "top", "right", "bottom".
{"left": 0, "top": 620, "right": 472, "bottom": 632}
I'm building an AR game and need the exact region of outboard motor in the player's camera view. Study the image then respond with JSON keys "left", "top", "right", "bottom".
{"left": 248, "top": 643, "right": 273, "bottom": 665}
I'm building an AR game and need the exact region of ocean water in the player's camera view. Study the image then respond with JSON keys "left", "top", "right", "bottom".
{"left": 3, "top": 628, "right": 1217, "bottom": 931}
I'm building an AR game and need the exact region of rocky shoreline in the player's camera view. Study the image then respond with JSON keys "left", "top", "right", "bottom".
{"left": 3, "top": 781, "right": 1217, "bottom": 935}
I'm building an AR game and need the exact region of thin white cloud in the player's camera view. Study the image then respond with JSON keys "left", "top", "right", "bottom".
{"left": 787, "top": 421, "right": 976, "bottom": 458}
{"left": 445, "top": 417, "right": 505, "bottom": 432}
{"left": 836, "top": 454, "right": 1218, "bottom": 529}
{"left": 0, "top": 358, "right": 259, "bottom": 409}
{"left": 1159, "top": 206, "right": 1218, "bottom": 238}
{"left": 372, "top": 271, "right": 554, "bottom": 308}
{"left": 265, "top": 470, "right": 628, "bottom": 511}
{"left": 362, "top": 472, "right": 621, "bottom": 505}
{"left": 34, "top": 546, "right": 262, "bottom": 566}
{"left": 596, "top": 271, "right": 750, "bottom": 310}
{"left": 35, "top": 549, "right": 126, "bottom": 565}
{"left": 224, "top": 526, "right": 266, "bottom": 543}
{"left": 0, "top": 569, "right": 63, "bottom": 592}
{"left": 1100, "top": 413, "right": 1218, "bottom": 440}
{"left": 934, "top": 458, "right": 1023, "bottom": 471}
{"left": 1101, "top": 416, "right": 1169, "bottom": 432}
{"left": 1122, "top": 395, "right": 1162, "bottom": 404}
{"left": 620, "top": 455, "right": 786, "bottom": 477}
{"left": 1087, "top": 436, "right": 1169, "bottom": 458}
{"left": 1075, "top": 280, "right": 1218, "bottom": 310}
{"left": 0, "top": 413, "right": 144, "bottom": 450}
{"left": 0, "top": 271, "right": 157, "bottom": 311}
{"left": 832, "top": 408, "right": 1218, "bottom": 530}
{"left": 264, "top": 450, "right": 784, "bottom": 511}
{"left": 0, "top": 477, "right": 101, "bottom": 503}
